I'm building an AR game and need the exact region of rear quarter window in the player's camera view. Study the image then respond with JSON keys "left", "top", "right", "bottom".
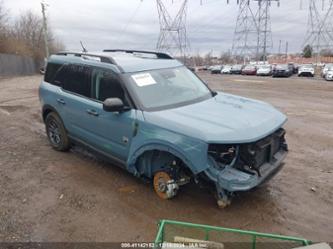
{"left": 45, "top": 63, "right": 63, "bottom": 85}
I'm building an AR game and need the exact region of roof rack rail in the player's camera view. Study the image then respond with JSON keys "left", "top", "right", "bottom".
{"left": 102, "top": 49, "right": 173, "bottom": 59}
{"left": 56, "top": 52, "right": 116, "bottom": 64}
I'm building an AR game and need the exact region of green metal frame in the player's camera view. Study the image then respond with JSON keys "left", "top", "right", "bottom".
{"left": 154, "top": 219, "right": 311, "bottom": 249}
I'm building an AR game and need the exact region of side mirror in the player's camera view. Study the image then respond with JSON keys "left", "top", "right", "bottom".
{"left": 39, "top": 67, "right": 45, "bottom": 75}
{"left": 103, "top": 98, "right": 129, "bottom": 112}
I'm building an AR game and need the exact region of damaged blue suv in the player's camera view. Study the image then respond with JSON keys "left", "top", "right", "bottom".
{"left": 39, "top": 50, "right": 288, "bottom": 207}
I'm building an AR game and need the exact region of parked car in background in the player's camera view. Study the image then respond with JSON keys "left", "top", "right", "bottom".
{"left": 272, "top": 64, "right": 292, "bottom": 78}
{"left": 325, "top": 67, "right": 333, "bottom": 81}
{"left": 241, "top": 65, "right": 257, "bottom": 75}
{"left": 288, "top": 63, "right": 298, "bottom": 74}
{"left": 256, "top": 65, "right": 272, "bottom": 76}
{"left": 321, "top": 63, "right": 333, "bottom": 78}
{"left": 207, "top": 66, "right": 214, "bottom": 71}
{"left": 298, "top": 64, "right": 315, "bottom": 77}
{"left": 187, "top": 66, "right": 196, "bottom": 72}
{"left": 230, "top": 64, "right": 243, "bottom": 74}
{"left": 221, "top": 65, "right": 232, "bottom": 74}
{"left": 210, "top": 65, "right": 223, "bottom": 74}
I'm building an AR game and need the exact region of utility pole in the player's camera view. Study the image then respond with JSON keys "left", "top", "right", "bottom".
{"left": 278, "top": 39, "right": 282, "bottom": 54}
{"left": 156, "top": 0, "right": 189, "bottom": 61}
{"left": 285, "top": 41, "right": 288, "bottom": 62}
{"left": 41, "top": 2, "right": 49, "bottom": 58}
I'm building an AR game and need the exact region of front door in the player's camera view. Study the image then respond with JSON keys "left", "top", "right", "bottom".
{"left": 82, "top": 67, "right": 136, "bottom": 162}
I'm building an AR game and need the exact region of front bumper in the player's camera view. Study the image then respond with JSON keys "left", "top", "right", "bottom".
{"left": 273, "top": 71, "right": 290, "bottom": 77}
{"left": 204, "top": 129, "right": 288, "bottom": 192}
{"left": 213, "top": 151, "right": 286, "bottom": 192}
{"left": 242, "top": 71, "right": 256, "bottom": 75}
{"left": 257, "top": 72, "right": 271, "bottom": 76}
{"left": 298, "top": 71, "right": 314, "bottom": 76}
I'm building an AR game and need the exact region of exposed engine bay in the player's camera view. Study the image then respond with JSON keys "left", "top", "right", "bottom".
{"left": 208, "top": 128, "right": 288, "bottom": 177}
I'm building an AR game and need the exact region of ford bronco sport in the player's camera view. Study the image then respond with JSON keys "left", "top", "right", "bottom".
{"left": 39, "top": 49, "right": 288, "bottom": 207}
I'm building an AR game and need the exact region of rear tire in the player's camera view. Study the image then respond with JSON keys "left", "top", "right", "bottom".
{"left": 45, "top": 112, "right": 70, "bottom": 151}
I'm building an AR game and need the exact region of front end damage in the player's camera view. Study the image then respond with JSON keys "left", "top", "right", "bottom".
{"left": 204, "top": 128, "right": 288, "bottom": 207}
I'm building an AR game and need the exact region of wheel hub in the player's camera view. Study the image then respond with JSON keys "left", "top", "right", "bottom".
{"left": 153, "top": 171, "right": 179, "bottom": 199}
{"left": 48, "top": 119, "right": 61, "bottom": 145}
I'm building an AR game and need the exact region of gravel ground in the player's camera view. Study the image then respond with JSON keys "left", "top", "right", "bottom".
{"left": 0, "top": 73, "right": 332, "bottom": 242}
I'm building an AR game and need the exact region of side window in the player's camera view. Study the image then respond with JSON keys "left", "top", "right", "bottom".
{"left": 62, "top": 64, "right": 92, "bottom": 98}
{"left": 92, "top": 69, "right": 126, "bottom": 103}
{"left": 45, "top": 63, "right": 63, "bottom": 85}
{"left": 53, "top": 65, "right": 68, "bottom": 86}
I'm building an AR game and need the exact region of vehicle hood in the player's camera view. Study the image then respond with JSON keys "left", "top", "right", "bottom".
{"left": 258, "top": 68, "right": 271, "bottom": 73}
{"left": 299, "top": 67, "right": 314, "bottom": 72}
{"left": 143, "top": 92, "right": 287, "bottom": 144}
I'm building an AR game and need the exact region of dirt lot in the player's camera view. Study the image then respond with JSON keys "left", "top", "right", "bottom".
{"left": 0, "top": 73, "right": 332, "bottom": 242}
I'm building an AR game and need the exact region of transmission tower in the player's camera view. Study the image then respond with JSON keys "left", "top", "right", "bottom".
{"left": 302, "top": 0, "right": 333, "bottom": 58}
{"left": 156, "top": 0, "right": 189, "bottom": 59}
{"left": 232, "top": 0, "right": 279, "bottom": 62}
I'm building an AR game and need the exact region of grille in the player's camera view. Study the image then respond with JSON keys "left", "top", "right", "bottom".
{"left": 240, "top": 128, "right": 286, "bottom": 169}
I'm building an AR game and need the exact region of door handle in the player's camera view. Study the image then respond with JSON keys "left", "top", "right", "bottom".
{"left": 57, "top": 98, "right": 66, "bottom": 105}
{"left": 86, "top": 109, "right": 99, "bottom": 117}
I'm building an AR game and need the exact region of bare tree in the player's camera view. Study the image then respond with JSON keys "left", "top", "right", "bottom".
{"left": 220, "top": 51, "right": 233, "bottom": 64}
{"left": 11, "top": 11, "right": 44, "bottom": 58}
{"left": 0, "top": 1, "right": 9, "bottom": 49}
{"left": 0, "top": 6, "right": 65, "bottom": 63}
{"left": 0, "top": 1, "right": 8, "bottom": 30}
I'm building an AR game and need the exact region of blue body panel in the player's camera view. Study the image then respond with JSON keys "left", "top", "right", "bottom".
{"left": 143, "top": 92, "right": 287, "bottom": 144}
{"left": 40, "top": 54, "right": 288, "bottom": 194}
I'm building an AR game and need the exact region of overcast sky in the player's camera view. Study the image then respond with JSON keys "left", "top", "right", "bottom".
{"left": 3, "top": 0, "right": 314, "bottom": 55}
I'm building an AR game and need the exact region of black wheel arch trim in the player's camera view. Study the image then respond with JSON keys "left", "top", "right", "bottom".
{"left": 42, "top": 105, "right": 67, "bottom": 131}
{"left": 42, "top": 104, "right": 60, "bottom": 121}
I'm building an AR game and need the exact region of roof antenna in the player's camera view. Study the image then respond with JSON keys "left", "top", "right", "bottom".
{"left": 80, "top": 41, "right": 88, "bottom": 53}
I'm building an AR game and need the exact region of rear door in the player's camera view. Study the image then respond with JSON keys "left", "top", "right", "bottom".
{"left": 42, "top": 62, "right": 68, "bottom": 125}
{"left": 57, "top": 64, "right": 136, "bottom": 163}
{"left": 57, "top": 64, "right": 96, "bottom": 143}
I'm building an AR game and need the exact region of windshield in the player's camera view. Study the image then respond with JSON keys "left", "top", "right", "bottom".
{"left": 301, "top": 64, "right": 313, "bottom": 68}
{"left": 232, "top": 65, "right": 242, "bottom": 69}
{"left": 259, "top": 65, "right": 271, "bottom": 69}
{"left": 125, "top": 66, "right": 212, "bottom": 111}
{"left": 276, "top": 64, "right": 288, "bottom": 70}
{"left": 244, "top": 65, "right": 255, "bottom": 70}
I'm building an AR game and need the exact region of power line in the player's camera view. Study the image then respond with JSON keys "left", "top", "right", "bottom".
{"left": 119, "top": 0, "right": 143, "bottom": 39}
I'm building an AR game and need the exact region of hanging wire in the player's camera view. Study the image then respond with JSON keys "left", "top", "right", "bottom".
{"left": 119, "top": 0, "right": 143, "bottom": 38}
